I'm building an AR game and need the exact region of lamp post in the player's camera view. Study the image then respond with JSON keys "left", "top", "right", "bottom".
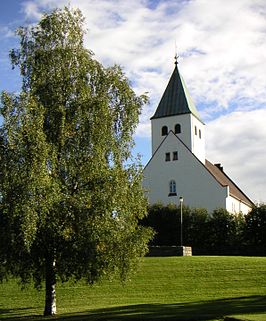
{"left": 179, "top": 196, "right": 183, "bottom": 247}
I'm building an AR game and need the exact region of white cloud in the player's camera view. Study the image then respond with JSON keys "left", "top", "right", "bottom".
{"left": 17, "top": 0, "right": 266, "bottom": 202}
{"left": 206, "top": 109, "right": 266, "bottom": 203}
{"left": 20, "top": 0, "right": 266, "bottom": 116}
{"left": 0, "top": 26, "right": 15, "bottom": 38}
{"left": 22, "top": 1, "right": 43, "bottom": 20}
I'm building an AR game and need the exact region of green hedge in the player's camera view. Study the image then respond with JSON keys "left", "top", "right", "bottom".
{"left": 141, "top": 203, "right": 266, "bottom": 256}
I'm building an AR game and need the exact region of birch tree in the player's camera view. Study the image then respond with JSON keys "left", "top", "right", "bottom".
{"left": 0, "top": 7, "right": 152, "bottom": 316}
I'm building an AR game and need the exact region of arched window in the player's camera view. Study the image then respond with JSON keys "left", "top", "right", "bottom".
{"left": 175, "top": 124, "right": 181, "bottom": 134}
{"left": 169, "top": 180, "right": 177, "bottom": 196}
{"left": 161, "top": 126, "right": 168, "bottom": 136}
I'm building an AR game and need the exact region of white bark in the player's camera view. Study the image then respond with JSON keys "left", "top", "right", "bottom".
{"left": 44, "top": 258, "right": 56, "bottom": 316}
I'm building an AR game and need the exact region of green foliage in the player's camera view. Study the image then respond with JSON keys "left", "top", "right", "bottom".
{"left": 142, "top": 203, "right": 179, "bottom": 245}
{"left": 143, "top": 204, "right": 254, "bottom": 254}
{"left": 207, "top": 208, "right": 245, "bottom": 251}
{"left": 244, "top": 204, "right": 266, "bottom": 247}
{"left": 0, "top": 6, "right": 153, "bottom": 313}
{"left": 142, "top": 203, "right": 209, "bottom": 247}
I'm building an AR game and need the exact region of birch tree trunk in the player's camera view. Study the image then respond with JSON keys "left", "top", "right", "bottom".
{"left": 44, "top": 258, "right": 56, "bottom": 316}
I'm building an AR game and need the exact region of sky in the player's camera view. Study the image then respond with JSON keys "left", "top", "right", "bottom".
{"left": 0, "top": 0, "right": 265, "bottom": 203}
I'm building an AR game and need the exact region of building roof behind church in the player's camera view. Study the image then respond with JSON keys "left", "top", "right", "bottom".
{"left": 205, "top": 159, "right": 254, "bottom": 207}
{"left": 151, "top": 64, "right": 202, "bottom": 121}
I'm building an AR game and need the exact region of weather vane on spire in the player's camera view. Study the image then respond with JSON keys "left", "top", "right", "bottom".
{"left": 174, "top": 53, "right": 179, "bottom": 66}
{"left": 174, "top": 40, "right": 179, "bottom": 66}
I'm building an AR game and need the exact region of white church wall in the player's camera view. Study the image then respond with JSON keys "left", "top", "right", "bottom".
{"left": 239, "top": 201, "right": 252, "bottom": 215}
{"left": 151, "top": 114, "right": 205, "bottom": 164}
{"left": 143, "top": 132, "right": 228, "bottom": 213}
{"left": 191, "top": 116, "right": 206, "bottom": 163}
{"left": 151, "top": 114, "right": 192, "bottom": 155}
{"left": 226, "top": 195, "right": 251, "bottom": 215}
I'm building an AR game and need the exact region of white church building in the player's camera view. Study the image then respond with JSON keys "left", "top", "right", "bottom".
{"left": 143, "top": 60, "right": 253, "bottom": 214}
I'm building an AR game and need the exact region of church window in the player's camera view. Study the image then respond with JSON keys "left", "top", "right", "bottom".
{"left": 173, "top": 151, "right": 178, "bottom": 160}
{"left": 199, "top": 129, "right": 202, "bottom": 139}
{"left": 195, "top": 126, "right": 197, "bottom": 135}
{"left": 175, "top": 124, "right": 181, "bottom": 134}
{"left": 169, "top": 180, "right": 177, "bottom": 196}
{"left": 165, "top": 152, "right": 170, "bottom": 161}
{"left": 162, "top": 126, "right": 168, "bottom": 136}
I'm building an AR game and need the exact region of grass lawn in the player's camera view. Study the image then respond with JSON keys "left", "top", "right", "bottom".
{"left": 0, "top": 256, "right": 265, "bottom": 321}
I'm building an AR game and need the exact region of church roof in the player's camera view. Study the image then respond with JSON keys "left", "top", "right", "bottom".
{"left": 205, "top": 160, "right": 254, "bottom": 206}
{"left": 151, "top": 63, "right": 202, "bottom": 122}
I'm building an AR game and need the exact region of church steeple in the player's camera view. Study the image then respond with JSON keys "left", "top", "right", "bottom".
{"left": 151, "top": 59, "right": 205, "bottom": 163}
{"left": 151, "top": 60, "right": 202, "bottom": 122}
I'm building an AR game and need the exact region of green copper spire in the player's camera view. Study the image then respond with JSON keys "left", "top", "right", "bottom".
{"left": 151, "top": 61, "right": 202, "bottom": 122}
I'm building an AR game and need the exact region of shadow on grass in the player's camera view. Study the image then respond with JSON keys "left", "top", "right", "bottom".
{"left": 1, "top": 296, "right": 266, "bottom": 321}
{"left": 0, "top": 307, "right": 38, "bottom": 320}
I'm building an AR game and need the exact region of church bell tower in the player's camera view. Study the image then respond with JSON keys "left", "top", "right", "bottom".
{"left": 150, "top": 58, "right": 205, "bottom": 163}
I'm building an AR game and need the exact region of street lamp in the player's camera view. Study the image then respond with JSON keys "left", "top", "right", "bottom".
{"left": 179, "top": 196, "right": 183, "bottom": 247}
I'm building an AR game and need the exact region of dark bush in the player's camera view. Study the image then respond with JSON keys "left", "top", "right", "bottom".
{"left": 244, "top": 205, "right": 266, "bottom": 245}
{"left": 141, "top": 203, "right": 208, "bottom": 247}
{"left": 142, "top": 204, "right": 265, "bottom": 256}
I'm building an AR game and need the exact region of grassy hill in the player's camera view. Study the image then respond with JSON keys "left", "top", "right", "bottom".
{"left": 0, "top": 256, "right": 266, "bottom": 321}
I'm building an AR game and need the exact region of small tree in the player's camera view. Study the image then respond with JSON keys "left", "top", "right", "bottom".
{"left": 0, "top": 7, "right": 153, "bottom": 315}
{"left": 244, "top": 204, "right": 266, "bottom": 250}
{"left": 184, "top": 207, "right": 209, "bottom": 250}
{"left": 142, "top": 203, "right": 191, "bottom": 246}
{"left": 144, "top": 203, "right": 179, "bottom": 245}
{"left": 207, "top": 208, "right": 244, "bottom": 254}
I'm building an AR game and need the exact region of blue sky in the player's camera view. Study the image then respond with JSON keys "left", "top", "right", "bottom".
{"left": 1, "top": 0, "right": 266, "bottom": 203}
